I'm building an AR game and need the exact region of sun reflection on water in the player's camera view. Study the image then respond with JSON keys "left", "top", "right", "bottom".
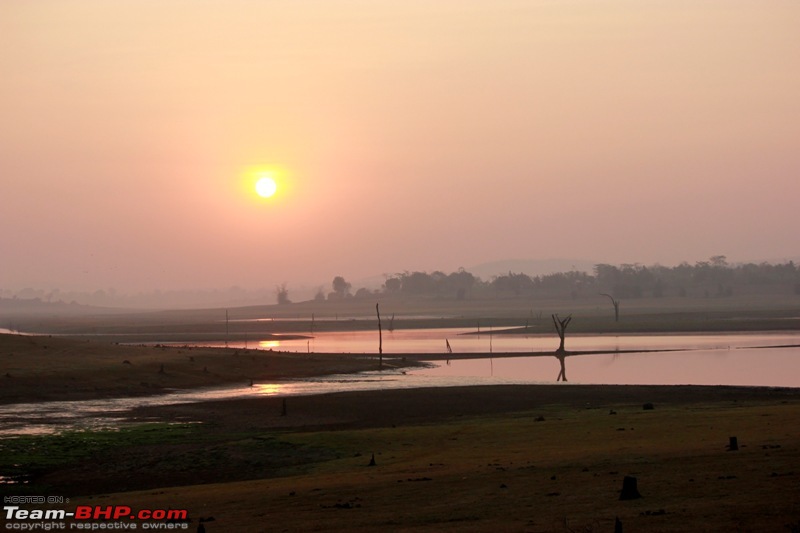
{"left": 258, "top": 340, "right": 281, "bottom": 350}
{"left": 253, "top": 383, "right": 284, "bottom": 395}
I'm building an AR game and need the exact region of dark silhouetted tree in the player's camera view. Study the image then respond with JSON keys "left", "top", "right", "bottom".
{"left": 447, "top": 268, "right": 476, "bottom": 299}
{"left": 383, "top": 276, "right": 402, "bottom": 293}
{"left": 354, "top": 287, "right": 373, "bottom": 299}
{"left": 276, "top": 283, "right": 291, "bottom": 305}
{"left": 492, "top": 272, "right": 534, "bottom": 297}
{"left": 552, "top": 314, "right": 571, "bottom": 381}
{"left": 331, "top": 276, "right": 352, "bottom": 299}
{"left": 552, "top": 314, "right": 572, "bottom": 353}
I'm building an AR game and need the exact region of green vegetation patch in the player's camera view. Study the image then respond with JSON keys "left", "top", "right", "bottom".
{"left": 0, "top": 423, "right": 339, "bottom": 495}
{"left": 0, "top": 423, "right": 199, "bottom": 480}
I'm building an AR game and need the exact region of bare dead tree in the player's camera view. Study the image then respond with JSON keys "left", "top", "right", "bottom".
{"left": 376, "top": 303, "right": 383, "bottom": 369}
{"left": 552, "top": 314, "right": 572, "bottom": 382}
{"left": 552, "top": 314, "right": 572, "bottom": 353}
{"left": 600, "top": 293, "right": 620, "bottom": 322}
{"left": 388, "top": 313, "right": 395, "bottom": 332}
{"left": 555, "top": 356, "right": 567, "bottom": 382}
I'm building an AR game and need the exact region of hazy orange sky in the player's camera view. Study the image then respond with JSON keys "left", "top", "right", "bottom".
{"left": 2, "top": 0, "right": 799, "bottom": 293}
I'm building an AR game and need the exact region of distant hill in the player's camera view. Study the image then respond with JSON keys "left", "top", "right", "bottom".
{"left": 467, "top": 258, "right": 597, "bottom": 280}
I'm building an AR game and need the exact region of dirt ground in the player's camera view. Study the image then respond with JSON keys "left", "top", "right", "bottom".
{"left": 128, "top": 382, "right": 800, "bottom": 431}
{"left": 0, "top": 333, "right": 400, "bottom": 402}
{"left": 62, "top": 385, "right": 800, "bottom": 532}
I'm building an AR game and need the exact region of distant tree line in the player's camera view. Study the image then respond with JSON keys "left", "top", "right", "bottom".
{"left": 6, "top": 256, "right": 797, "bottom": 308}
{"left": 313, "top": 256, "right": 800, "bottom": 303}
{"left": 591, "top": 256, "right": 800, "bottom": 299}
{"left": 383, "top": 269, "right": 478, "bottom": 300}
{"left": 0, "top": 285, "right": 277, "bottom": 309}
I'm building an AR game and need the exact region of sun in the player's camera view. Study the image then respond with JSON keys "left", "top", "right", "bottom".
{"left": 255, "top": 176, "right": 277, "bottom": 198}
{"left": 244, "top": 165, "right": 288, "bottom": 201}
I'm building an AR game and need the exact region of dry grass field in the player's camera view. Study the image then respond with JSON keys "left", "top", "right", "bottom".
{"left": 59, "top": 388, "right": 800, "bottom": 532}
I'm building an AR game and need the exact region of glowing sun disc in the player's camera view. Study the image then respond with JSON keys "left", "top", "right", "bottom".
{"left": 255, "top": 177, "right": 277, "bottom": 198}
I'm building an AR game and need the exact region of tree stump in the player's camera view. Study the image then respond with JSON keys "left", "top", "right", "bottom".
{"left": 368, "top": 453, "right": 376, "bottom": 467}
{"left": 614, "top": 516, "right": 623, "bottom": 533}
{"left": 619, "top": 475, "right": 642, "bottom": 500}
{"left": 728, "top": 436, "right": 739, "bottom": 451}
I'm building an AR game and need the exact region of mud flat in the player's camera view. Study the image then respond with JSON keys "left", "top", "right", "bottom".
{"left": 0, "top": 333, "right": 403, "bottom": 403}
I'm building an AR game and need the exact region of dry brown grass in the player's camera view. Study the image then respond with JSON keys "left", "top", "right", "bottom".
{"left": 65, "top": 397, "right": 800, "bottom": 532}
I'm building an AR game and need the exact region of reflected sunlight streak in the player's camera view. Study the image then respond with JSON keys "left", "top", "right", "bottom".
{"left": 253, "top": 383, "right": 284, "bottom": 395}
{"left": 258, "top": 340, "right": 281, "bottom": 349}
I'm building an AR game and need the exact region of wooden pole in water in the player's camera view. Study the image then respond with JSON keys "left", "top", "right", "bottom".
{"left": 376, "top": 303, "right": 383, "bottom": 369}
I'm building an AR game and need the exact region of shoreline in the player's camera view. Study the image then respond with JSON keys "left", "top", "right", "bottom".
{"left": 126, "top": 382, "right": 800, "bottom": 433}
{"left": 2, "top": 331, "right": 799, "bottom": 404}
{"left": 0, "top": 333, "right": 418, "bottom": 404}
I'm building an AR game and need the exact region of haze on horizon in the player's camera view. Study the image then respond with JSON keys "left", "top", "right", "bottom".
{"left": 2, "top": 1, "right": 799, "bottom": 295}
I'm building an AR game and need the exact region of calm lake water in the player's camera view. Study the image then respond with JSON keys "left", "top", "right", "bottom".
{"left": 173, "top": 328, "right": 800, "bottom": 355}
{"left": 412, "top": 346, "right": 800, "bottom": 387}
{"left": 1, "top": 330, "right": 798, "bottom": 436}
{"left": 207, "top": 330, "right": 800, "bottom": 388}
